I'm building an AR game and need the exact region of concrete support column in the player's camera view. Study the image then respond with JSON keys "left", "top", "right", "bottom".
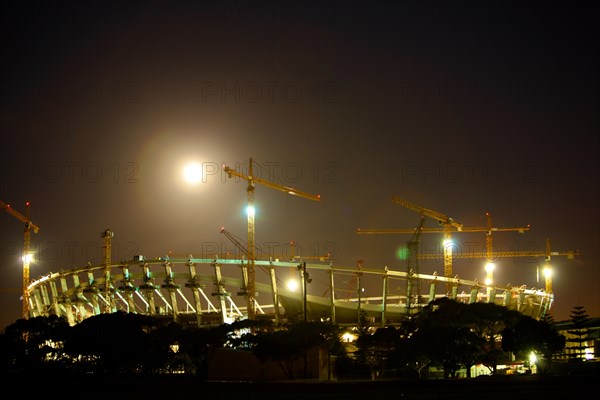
{"left": 269, "top": 262, "right": 280, "bottom": 324}
{"left": 381, "top": 267, "right": 388, "bottom": 327}
{"left": 329, "top": 265, "right": 336, "bottom": 324}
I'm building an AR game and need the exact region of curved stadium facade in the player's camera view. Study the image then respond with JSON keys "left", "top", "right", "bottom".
{"left": 25, "top": 256, "right": 553, "bottom": 327}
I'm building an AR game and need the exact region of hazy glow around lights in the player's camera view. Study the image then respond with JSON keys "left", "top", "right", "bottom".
{"left": 246, "top": 206, "right": 255, "bottom": 217}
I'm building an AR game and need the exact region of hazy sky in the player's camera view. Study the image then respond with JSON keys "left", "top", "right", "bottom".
{"left": 1, "top": 0, "right": 598, "bottom": 330}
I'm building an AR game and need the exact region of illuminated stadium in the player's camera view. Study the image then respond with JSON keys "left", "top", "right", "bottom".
{"left": 25, "top": 252, "right": 554, "bottom": 327}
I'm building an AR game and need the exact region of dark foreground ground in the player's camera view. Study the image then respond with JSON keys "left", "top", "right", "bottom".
{"left": 15, "top": 373, "right": 596, "bottom": 399}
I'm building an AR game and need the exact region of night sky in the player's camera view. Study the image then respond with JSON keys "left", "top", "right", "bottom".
{"left": 1, "top": 0, "right": 598, "bottom": 330}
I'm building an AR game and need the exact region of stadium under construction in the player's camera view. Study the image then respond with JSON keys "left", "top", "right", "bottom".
{"left": 24, "top": 251, "right": 555, "bottom": 328}
{"left": 6, "top": 178, "right": 578, "bottom": 328}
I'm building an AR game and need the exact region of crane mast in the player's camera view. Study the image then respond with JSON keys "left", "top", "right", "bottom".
{"left": 102, "top": 229, "right": 114, "bottom": 313}
{"left": 1, "top": 200, "right": 40, "bottom": 319}
{"left": 390, "top": 197, "right": 531, "bottom": 290}
{"left": 362, "top": 198, "right": 530, "bottom": 291}
{"left": 23, "top": 204, "right": 32, "bottom": 318}
{"left": 391, "top": 196, "right": 461, "bottom": 289}
{"left": 406, "top": 216, "right": 425, "bottom": 311}
{"left": 415, "top": 237, "right": 578, "bottom": 293}
{"left": 223, "top": 158, "right": 320, "bottom": 320}
{"left": 246, "top": 161, "right": 256, "bottom": 320}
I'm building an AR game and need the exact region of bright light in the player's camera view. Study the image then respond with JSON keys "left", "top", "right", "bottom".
{"left": 485, "top": 262, "right": 496, "bottom": 273}
{"left": 246, "top": 205, "right": 255, "bottom": 217}
{"left": 342, "top": 332, "right": 357, "bottom": 342}
{"left": 183, "top": 163, "right": 203, "bottom": 185}
{"left": 443, "top": 238, "right": 453, "bottom": 247}
{"left": 529, "top": 352, "right": 537, "bottom": 365}
{"left": 543, "top": 265, "right": 553, "bottom": 278}
{"left": 286, "top": 279, "right": 299, "bottom": 291}
{"left": 484, "top": 277, "right": 492, "bottom": 285}
{"left": 22, "top": 253, "right": 33, "bottom": 264}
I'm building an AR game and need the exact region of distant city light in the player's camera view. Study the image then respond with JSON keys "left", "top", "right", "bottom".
{"left": 342, "top": 332, "right": 357, "bottom": 342}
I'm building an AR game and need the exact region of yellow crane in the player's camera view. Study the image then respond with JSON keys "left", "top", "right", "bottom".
{"left": 101, "top": 229, "right": 114, "bottom": 313}
{"left": 362, "top": 196, "right": 530, "bottom": 289}
{"left": 1, "top": 200, "right": 40, "bottom": 318}
{"left": 223, "top": 158, "right": 321, "bottom": 320}
{"left": 357, "top": 210, "right": 530, "bottom": 286}
{"left": 415, "top": 237, "right": 579, "bottom": 293}
{"left": 289, "top": 240, "right": 331, "bottom": 263}
{"left": 390, "top": 196, "right": 462, "bottom": 286}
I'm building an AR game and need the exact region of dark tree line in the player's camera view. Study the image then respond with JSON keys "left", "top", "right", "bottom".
{"left": 0, "top": 300, "right": 569, "bottom": 380}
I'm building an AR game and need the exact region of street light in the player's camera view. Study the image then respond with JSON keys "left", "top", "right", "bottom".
{"left": 298, "top": 262, "right": 312, "bottom": 323}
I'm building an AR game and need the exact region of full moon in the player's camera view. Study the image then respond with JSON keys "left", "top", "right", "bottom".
{"left": 183, "top": 163, "right": 203, "bottom": 185}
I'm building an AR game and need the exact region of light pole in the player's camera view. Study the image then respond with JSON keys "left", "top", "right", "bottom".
{"left": 299, "top": 262, "right": 311, "bottom": 379}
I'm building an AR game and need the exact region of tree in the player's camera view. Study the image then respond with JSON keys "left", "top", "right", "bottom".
{"left": 355, "top": 326, "right": 399, "bottom": 379}
{"left": 502, "top": 315, "right": 565, "bottom": 375}
{"left": 390, "top": 335, "right": 429, "bottom": 379}
{"left": 178, "top": 323, "right": 229, "bottom": 379}
{"left": 356, "top": 309, "right": 372, "bottom": 337}
{"left": 567, "top": 305, "right": 591, "bottom": 362}
{"left": 64, "top": 311, "right": 166, "bottom": 375}
{"left": 464, "top": 302, "right": 522, "bottom": 375}
{"left": 3, "top": 315, "right": 70, "bottom": 374}
{"left": 411, "top": 298, "right": 474, "bottom": 378}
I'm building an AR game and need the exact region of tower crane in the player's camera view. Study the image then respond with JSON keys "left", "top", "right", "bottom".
{"left": 220, "top": 227, "right": 307, "bottom": 322}
{"left": 415, "top": 237, "right": 579, "bottom": 293}
{"left": 357, "top": 211, "right": 530, "bottom": 286}
{"left": 219, "top": 227, "right": 272, "bottom": 275}
{"left": 289, "top": 240, "right": 331, "bottom": 263}
{"left": 405, "top": 216, "right": 425, "bottom": 311}
{"left": 223, "top": 158, "right": 321, "bottom": 320}
{"left": 102, "top": 229, "right": 114, "bottom": 313}
{"left": 1, "top": 200, "right": 40, "bottom": 318}
{"left": 390, "top": 196, "right": 462, "bottom": 287}
{"left": 362, "top": 196, "right": 530, "bottom": 290}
